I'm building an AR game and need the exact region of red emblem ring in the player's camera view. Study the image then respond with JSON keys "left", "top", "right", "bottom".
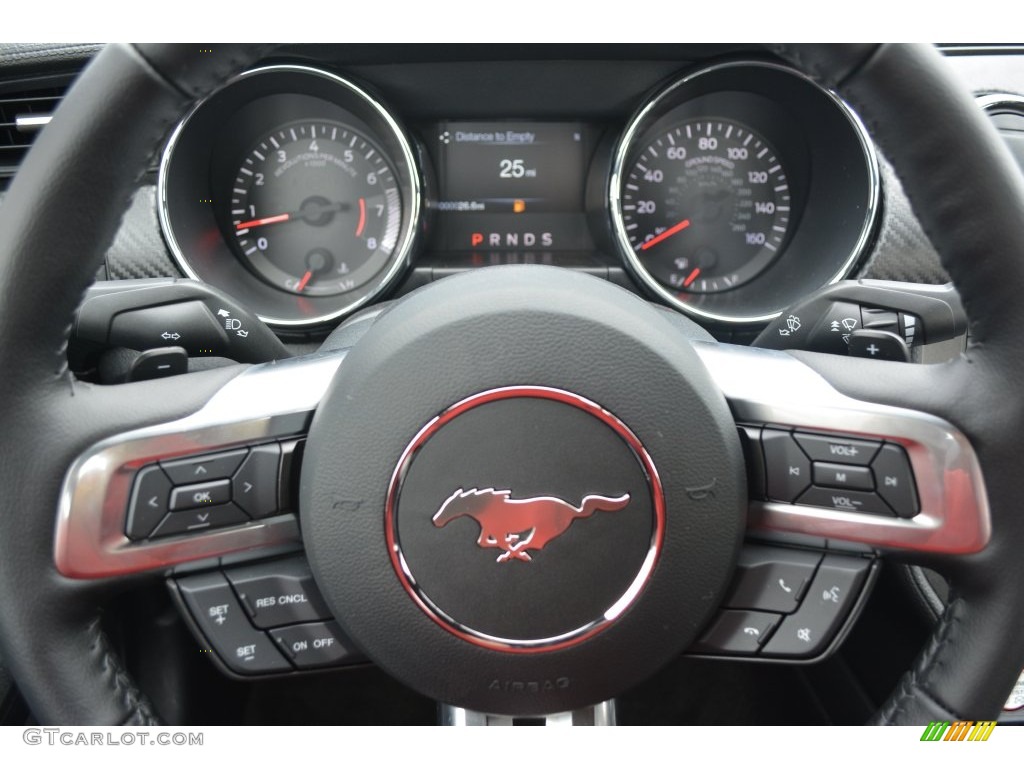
{"left": 385, "top": 386, "right": 666, "bottom": 653}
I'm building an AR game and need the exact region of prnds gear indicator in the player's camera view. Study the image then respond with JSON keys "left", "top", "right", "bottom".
{"left": 430, "top": 121, "right": 596, "bottom": 252}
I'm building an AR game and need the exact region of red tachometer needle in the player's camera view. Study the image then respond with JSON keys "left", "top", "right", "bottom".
{"left": 236, "top": 213, "right": 291, "bottom": 230}
{"left": 640, "top": 218, "right": 691, "bottom": 251}
{"left": 296, "top": 270, "right": 313, "bottom": 292}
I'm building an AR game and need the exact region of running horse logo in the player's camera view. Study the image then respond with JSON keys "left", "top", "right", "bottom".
{"left": 432, "top": 488, "right": 631, "bottom": 563}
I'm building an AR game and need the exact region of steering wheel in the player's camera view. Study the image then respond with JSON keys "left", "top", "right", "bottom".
{"left": 1, "top": 43, "right": 1022, "bottom": 725}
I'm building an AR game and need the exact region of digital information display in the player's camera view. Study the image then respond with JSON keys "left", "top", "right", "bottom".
{"left": 430, "top": 121, "right": 595, "bottom": 252}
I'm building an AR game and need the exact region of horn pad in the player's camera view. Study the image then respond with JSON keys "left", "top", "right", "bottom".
{"left": 301, "top": 266, "right": 746, "bottom": 714}
{"left": 387, "top": 386, "right": 662, "bottom": 650}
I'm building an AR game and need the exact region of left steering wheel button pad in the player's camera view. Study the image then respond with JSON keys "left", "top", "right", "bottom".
{"left": 124, "top": 444, "right": 291, "bottom": 541}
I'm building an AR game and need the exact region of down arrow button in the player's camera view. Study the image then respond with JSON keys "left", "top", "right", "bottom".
{"left": 232, "top": 443, "right": 281, "bottom": 519}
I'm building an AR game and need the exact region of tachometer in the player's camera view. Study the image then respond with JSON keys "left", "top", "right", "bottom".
{"left": 229, "top": 120, "right": 402, "bottom": 296}
{"left": 159, "top": 65, "right": 421, "bottom": 329}
{"left": 621, "top": 118, "right": 790, "bottom": 294}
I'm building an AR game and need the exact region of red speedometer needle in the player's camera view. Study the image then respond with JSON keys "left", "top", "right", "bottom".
{"left": 236, "top": 213, "right": 291, "bottom": 230}
{"left": 296, "top": 270, "right": 313, "bottom": 292}
{"left": 640, "top": 218, "right": 691, "bottom": 251}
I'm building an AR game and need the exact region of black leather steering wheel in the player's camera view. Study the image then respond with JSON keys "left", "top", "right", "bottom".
{"left": 1, "top": 43, "right": 1023, "bottom": 725}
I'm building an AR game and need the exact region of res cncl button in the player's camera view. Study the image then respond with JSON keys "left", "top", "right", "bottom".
{"left": 226, "top": 557, "right": 332, "bottom": 629}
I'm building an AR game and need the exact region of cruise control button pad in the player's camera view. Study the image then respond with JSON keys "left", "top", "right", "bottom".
{"left": 173, "top": 556, "right": 362, "bottom": 677}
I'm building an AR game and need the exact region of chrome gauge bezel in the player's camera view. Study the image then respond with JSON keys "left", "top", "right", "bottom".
{"left": 610, "top": 60, "right": 880, "bottom": 325}
{"left": 158, "top": 65, "right": 422, "bottom": 329}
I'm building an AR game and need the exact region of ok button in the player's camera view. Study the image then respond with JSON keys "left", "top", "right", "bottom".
{"left": 170, "top": 478, "right": 232, "bottom": 511}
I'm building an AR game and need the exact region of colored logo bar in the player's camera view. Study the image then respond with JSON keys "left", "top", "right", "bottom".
{"left": 920, "top": 721, "right": 997, "bottom": 741}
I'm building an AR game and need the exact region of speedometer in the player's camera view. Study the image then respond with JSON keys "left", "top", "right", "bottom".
{"left": 610, "top": 61, "right": 879, "bottom": 325}
{"left": 621, "top": 118, "right": 791, "bottom": 294}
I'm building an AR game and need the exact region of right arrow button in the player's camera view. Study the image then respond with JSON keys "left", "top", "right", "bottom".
{"left": 232, "top": 443, "right": 281, "bottom": 519}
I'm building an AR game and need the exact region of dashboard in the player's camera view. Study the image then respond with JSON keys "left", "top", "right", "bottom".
{"left": 156, "top": 51, "right": 881, "bottom": 333}
{"left": 17, "top": 45, "right": 1024, "bottom": 352}
{"left": 4, "top": 42, "right": 1024, "bottom": 727}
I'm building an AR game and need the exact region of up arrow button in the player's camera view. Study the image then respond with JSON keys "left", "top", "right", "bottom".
{"left": 161, "top": 449, "right": 247, "bottom": 484}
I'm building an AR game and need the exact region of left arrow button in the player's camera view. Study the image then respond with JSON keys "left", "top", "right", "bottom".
{"left": 126, "top": 465, "right": 173, "bottom": 540}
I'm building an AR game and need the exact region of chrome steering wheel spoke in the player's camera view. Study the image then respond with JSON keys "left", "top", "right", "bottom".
{"left": 694, "top": 341, "right": 989, "bottom": 556}
{"left": 56, "top": 350, "right": 347, "bottom": 579}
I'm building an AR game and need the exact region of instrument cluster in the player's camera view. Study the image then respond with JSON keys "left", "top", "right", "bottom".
{"left": 159, "top": 60, "right": 879, "bottom": 331}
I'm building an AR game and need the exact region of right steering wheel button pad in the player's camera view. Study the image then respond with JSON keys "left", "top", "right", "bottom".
{"left": 690, "top": 546, "right": 874, "bottom": 660}
{"left": 125, "top": 441, "right": 296, "bottom": 541}
{"left": 757, "top": 427, "right": 920, "bottom": 519}
{"left": 175, "top": 556, "right": 364, "bottom": 677}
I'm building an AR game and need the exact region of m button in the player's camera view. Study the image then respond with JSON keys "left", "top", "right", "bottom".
{"left": 812, "top": 462, "right": 873, "bottom": 491}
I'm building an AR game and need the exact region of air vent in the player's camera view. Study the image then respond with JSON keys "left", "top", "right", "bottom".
{"left": 0, "top": 81, "right": 68, "bottom": 189}
{"left": 978, "top": 93, "right": 1024, "bottom": 176}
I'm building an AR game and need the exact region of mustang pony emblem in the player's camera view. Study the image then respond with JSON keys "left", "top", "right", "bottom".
{"left": 432, "top": 488, "right": 631, "bottom": 563}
